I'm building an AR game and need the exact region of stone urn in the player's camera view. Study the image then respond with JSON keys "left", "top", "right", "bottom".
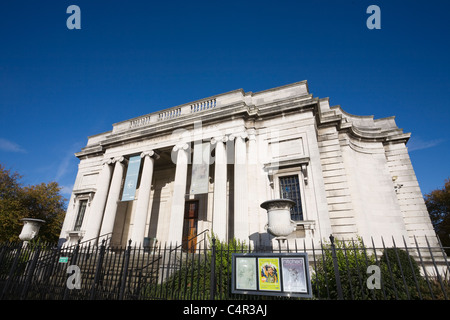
{"left": 19, "top": 218, "right": 45, "bottom": 242}
{"left": 260, "top": 199, "right": 297, "bottom": 239}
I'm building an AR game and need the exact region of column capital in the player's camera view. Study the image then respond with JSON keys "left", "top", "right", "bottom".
{"left": 210, "top": 135, "right": 228, "bottom": 145}
{"left": 102, "top": 158, "right": 114, "bottom": 165}
{"left": 112, "top": 156, "right": 127, "bottom": 164}
{"left": 173, "top": 142, "right": 190, "bottom": 152}
{"left": 141, "top": 150, "right": 160, "bottom": 160}
{"left": 229, "top": 131, "right": 248, "bottom": 141}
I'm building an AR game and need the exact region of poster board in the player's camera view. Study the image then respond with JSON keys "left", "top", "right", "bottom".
{"left": 231, "top": 252, "right": 312, "bottom": 298}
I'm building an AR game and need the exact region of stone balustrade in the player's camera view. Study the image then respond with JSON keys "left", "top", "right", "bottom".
{"left": 89, "top": 81, "right": 310, "bottom": 144}
{"left": 129, "top": 98, "right": 217, "bottom": 130}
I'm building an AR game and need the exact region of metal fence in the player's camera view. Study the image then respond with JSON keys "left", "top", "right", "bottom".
{"left": 0, "top": 234, "right": 448, "bottom": 300}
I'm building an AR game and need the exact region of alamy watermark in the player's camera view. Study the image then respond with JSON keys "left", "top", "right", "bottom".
{"left": 66, "top": 5, "right": 381, "bottom": 31}
{"left": 66, "top": 5, "right": 81, "bottom": 30}
{"left": 366, "top": 265, "right": 381, "bottom": 289}
{"left": 367, "top": 5, "right": 381, "bottom": 29}
{"left": 66, "top": 265, "right": 81, "bottom": 289}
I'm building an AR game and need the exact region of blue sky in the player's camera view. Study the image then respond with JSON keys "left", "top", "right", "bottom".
{"left": 0, "top": 0, "right": 449, "bottom": 203}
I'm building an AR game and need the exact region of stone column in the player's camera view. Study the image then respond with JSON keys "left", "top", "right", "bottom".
{"left": 83, "top": 158, "right": 114, "bottom": 243}
{"left": 168, "top": 143, "right": 190, "bottom": 244}
{"left": 246, "top": 129, "right": 259, "bottom": 242}
{"left": 99, "top": 156, "right": 127, "bottom": 241}
{"left": 130, "top": 150, "right": 159, "bottom": 246}
{"left": 231, "top": 132, "right": 249, "bottom": 242}
{"left": 211, "top": 136, "right": 228, "bottom": 241}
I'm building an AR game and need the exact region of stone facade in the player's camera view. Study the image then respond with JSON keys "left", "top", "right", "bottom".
{"left": 59, "top": 81, "right": 438, "bottom": 248}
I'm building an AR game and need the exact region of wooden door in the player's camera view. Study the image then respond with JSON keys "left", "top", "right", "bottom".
{"left": 182, "top": 201, "right": 199, "bottom": 252}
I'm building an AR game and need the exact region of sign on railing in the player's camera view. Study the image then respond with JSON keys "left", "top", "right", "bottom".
{"left": 231, "top": 252, "right": 313, "bottom": 298}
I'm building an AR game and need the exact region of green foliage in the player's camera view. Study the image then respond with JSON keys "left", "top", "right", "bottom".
{"left": 210, "top": 235, "right": 249, "bottom": 299}
{"left": 311, "top": 237, "right": 434, "bottom": 300}
{"left": 0, "top": 164, "right": 67, "bottom": 242}
{"left": 425, "top": 178, "right": 450, "bottom": 251}
{"left": 379, "top": 247, "right": 422, "bottom": 299}
{"left": 0, "top": 165, "right": 23, "bottom": 241}
{"left": 0, "top": 240, "right": 44, "bottom": 278}
{"left": 312, "top": 237, "right": 377, "bottom": 300}
{"left": 141, "top": 235, "right": 448, "bottom": 300}
{"left": 144, "top": 234, "right": 248, "bottom": 300}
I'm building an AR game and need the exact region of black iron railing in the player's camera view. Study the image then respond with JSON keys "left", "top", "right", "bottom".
{"left": 0, "top": 234, "right": 448, "bottom": 300}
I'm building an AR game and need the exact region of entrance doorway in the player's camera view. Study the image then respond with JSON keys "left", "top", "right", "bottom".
{"left": 182, "top": 200, "right": 199, "bottom": 252}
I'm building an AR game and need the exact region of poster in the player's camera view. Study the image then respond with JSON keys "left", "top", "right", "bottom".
{"left": 190, "top": 142, "right": 210, "bottom": 194}
{"left": 281, "top": 257, "right": 307, "bottom": 293}
{"left": 121, "top": 155, "right": 141, "bottom": 201}
{"left": 258, "top": 257, "right": 281, "bottom": 292}
{"left": 235, "top": 257, "right": 257, "bottom": 291}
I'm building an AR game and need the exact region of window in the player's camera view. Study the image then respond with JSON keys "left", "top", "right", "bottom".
{"left": 279, "top": 175, "right": 303, "bottom": 221}
{"left": 74, "top": 200, "right": 87, "bottom": 231}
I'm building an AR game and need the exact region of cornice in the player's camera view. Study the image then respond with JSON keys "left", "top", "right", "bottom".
{"left": 316, "top": 103, "right": 410, "bottom": 145}
{"left": 75, "top": 81, "right": 410, "bottom": 158}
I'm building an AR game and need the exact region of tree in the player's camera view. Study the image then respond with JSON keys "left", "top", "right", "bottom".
{"left": 0, "top": 165, "right": 23, "bottom": 242}
{"left": 424, "top": 178, "right": 450, "bottom": 249}
{"left": 0, "top": 164, "right": 67, "bottom": 243}
{"left": 19, "top": 182, "right": 67, "bottom": 243}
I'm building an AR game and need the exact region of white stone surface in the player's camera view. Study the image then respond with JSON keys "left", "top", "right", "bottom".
{"left": 60, "top": 81, "right": 439, "bottom": 249}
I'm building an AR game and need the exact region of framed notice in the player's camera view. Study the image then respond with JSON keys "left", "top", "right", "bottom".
{"left": 281, "top": 257, "right": 308, "bottom": 293}
{"left": 231, "top": 252, "right": 312, "bottom": 298}
{"left": 235, "top": 257, "right": 257, "bottom": 291}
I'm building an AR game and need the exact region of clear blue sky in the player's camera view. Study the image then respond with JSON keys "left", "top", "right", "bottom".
{"left": 1, "top": 0, "right": 449, "bottom": 203}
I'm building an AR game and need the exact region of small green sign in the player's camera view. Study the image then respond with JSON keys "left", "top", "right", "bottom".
{"left": 59, "top": 257, "right": 69, "bottom": 263}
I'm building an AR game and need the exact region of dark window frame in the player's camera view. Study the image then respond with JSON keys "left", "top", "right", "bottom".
{"left": 278, "top": 175, "right": 303, "bottom": 221}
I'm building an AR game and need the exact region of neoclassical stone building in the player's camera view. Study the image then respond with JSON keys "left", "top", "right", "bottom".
{"left": 59, "top": 81, "right": 437, "bottom": 249}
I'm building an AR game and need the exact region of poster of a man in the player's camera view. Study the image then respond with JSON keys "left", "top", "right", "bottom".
{"left": 258, "top": 258, "right": 281, "bottom": 291}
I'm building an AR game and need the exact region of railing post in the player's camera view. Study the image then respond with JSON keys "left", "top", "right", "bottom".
{"left": 119, "top": 240, "right": 132, "bottom": 300}
{"left": 20, "top": 245, "right": 41, "bottom": 300}
{"left": 425, "top": 236, "right": 448, "bottom": 300}
{"left": 0, "top": 244, "right": 22, "bottom": 300}
{"left": 63, "top": 240, "right": 80, "bottom": 300}
{"left": 90, "top": 239, "right": 106, "bottom": 300}
{"left": 329, "top": 235, "right": 344, "bottom": 300}
{"left": 210, "top": 237, "right": 216, "bottom": 300}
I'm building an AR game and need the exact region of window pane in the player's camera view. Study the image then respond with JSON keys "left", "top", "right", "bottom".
{"left": 74, "top": 200, "right": 87, "bottom": 231}
{"left": 279, "top": 175, "right": 303, "bottom": 221}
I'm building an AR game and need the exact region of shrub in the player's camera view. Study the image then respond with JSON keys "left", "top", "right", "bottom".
{"left": 143, "top": 234, "right": 248, "bottom": 300}
{"left": 312, "top": 237, "right": 378, "bottom": 299}
{"left": 379, "top": 247, "right": 423, "bottom": 299}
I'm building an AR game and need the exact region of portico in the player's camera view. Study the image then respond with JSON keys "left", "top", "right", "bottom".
{"left": 62, "top": 128, "right": 257, "bottom": 247}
